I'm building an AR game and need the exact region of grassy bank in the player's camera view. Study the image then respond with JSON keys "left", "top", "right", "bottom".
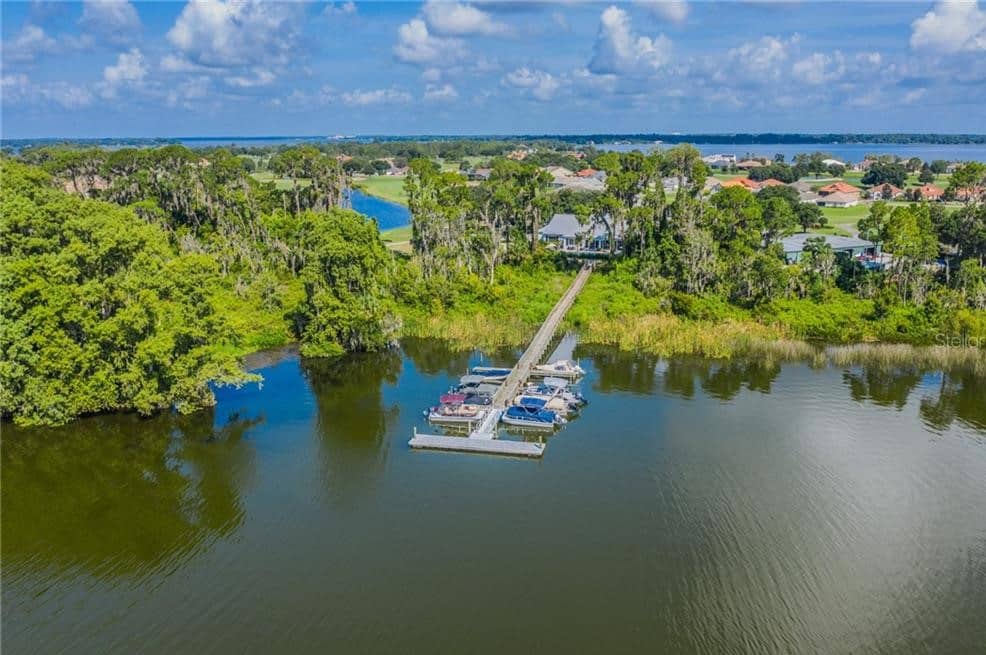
{"left": 356, "top": 175, "right": 408, "bottom": 205}
{"left": 397, "top": 266, "right": 575, "bottom": 350}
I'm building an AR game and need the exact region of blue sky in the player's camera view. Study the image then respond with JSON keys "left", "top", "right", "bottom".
{"left": 2, "top": 1, "right": 985, "bottom": 138}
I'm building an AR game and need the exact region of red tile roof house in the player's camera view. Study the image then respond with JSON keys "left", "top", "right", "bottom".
{"left": 817, "top": 181, "right": 860, "bottom": 196}
{"left": 721, "top": 177, "right": 761, "bottom": 191}
{"left": 576, "top": 168, "right": 598, "bottom": 178}
{"left": 915, "top": 184, "right": 945, "bottom": 201}
{"left": 953, "top": 186, "right": 985, "bottom": 203}
{"left": 866, "top": 183, "right": 904, "bottom": 200}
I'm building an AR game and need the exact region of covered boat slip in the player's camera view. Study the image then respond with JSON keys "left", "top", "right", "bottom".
{"left": 409, "top": 265, "right": 593, "bottom": 458}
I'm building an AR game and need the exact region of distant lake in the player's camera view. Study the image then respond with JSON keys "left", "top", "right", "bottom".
{"left": 349, "top": 189, "right": 409, "bottom": 230}
{"left": 600, "top": 142, "right": 986, "bottom": 163}
{"left": 3, "top": 340, "right": 986, "bottom": 654}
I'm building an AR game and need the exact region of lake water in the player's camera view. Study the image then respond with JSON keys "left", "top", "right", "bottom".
{"left": 600, "top": 142, "right": 986, "bottom": 163}
{"left": 3, "top": 340, "right": 986, "bottom": 654}
{"left": 349, "top": 188, "right": 409, "bottom": 230}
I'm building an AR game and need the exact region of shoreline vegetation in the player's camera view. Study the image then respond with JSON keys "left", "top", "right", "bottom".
{"left": 3, "top": 140, "right": 985, "bottom": 426}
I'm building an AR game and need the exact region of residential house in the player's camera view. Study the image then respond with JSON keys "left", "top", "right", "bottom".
{"left": 703, "top": 177, "right": 723, "bottom": 194}
{"left": 817, "top": 181, "right": 860, "bottom": 196}
{"left": 915, "top": 184, "right": 944, "bottom": 201}
{"left": 866, "top": 183, "right": 904, "bottom": 200}
{"left": 953, "top": 186, "right": 985, "bottom": 203}
{"left": 702, "top": 154, "right": 736, "bottom": 169}
{"left": 736, "top": 159, "right": 765, "bottom": 170}
{"left": 470, "top": 167, "right": 492, "bottom": 181}
{"left": 758, "top": 178, "right": 786, "bottom": 189}
{"left": 816, "top": 191, "right": 860, "bottom": 207}
{"left": 721, "top": 177, "right": 761, "bottom": 192}
{"left": 790, "top": 179, "right": 820, "bottom": 203}
{"left": 538, "top": 213, "right": 623, "bottom": 253}
{"left": 822, "top": 158, "right": 846, "bottom": 168}
{"left": 780, "top": 234, "right": 879, "bottom": 264}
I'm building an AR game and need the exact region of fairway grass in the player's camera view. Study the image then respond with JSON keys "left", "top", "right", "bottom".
{"left": 380, "top": 225, "right": 412, "bottom": 254}
{"left": 356, "top": 175, "right": 408, "bottom": 205}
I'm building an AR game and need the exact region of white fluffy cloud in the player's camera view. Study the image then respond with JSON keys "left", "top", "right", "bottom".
{"left": 2, "top": 24, "right": 57, "bottom": 63}
{"left": 167, "top": 0, "right": 303, "bottom": 68}
{"left": 424, "top": 83, "right": 459, "bottom": 102}
{"left": 725, "top": 35, "right": 798, "bottom": 82}
{"left": 910, "top": 1, "right": 986, "bottom": 53}
{"left": 394, "top": 18, "right": 466, "bottom": 65}
{"left": 589, "top": 6, "right": 672, "bottom": 76}
{"left": 324, "top": 1, "right": 357, "bottom": 17}
{"left": 638, "top": 1, "right": 689, "bottom": 24}
{"left": 79, "top": 0, "right": 141, "bottom": 46}
{"left": 503, "top": 67, "right": 561, "bottom": 101}
{"left": 341, "top": 88, "right": 413, "bottom": 106}
{"left": 2, "top": 73, "right": 93, "bottom": 109}
{"left": 103, "top": 47, "right": 146, "bottom": 85}
{"left": 422, "top": 1, "right": 510, "bottom": 36}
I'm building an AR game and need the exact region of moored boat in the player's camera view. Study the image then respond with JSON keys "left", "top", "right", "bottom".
{"left": 501, "top": 404, "right": 564, "bottom": 430}
{"left": 514, "top": 394, "right": 571, "bottom": 414}
{"left": 426, "top": 403, "right": 487, "bottom": 426}
{"left": 530, "top": 359, "right": 585, "bottom": 379}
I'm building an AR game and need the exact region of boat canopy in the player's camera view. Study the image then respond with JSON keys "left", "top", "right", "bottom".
{"left": 459, "top": 374, "right": 486, "bottom": 385}
{"left": 516, "top": 396, "right": 547, "bottom": 408}
{"left": 542, "top": 376, "right": 569, "bottom": 389}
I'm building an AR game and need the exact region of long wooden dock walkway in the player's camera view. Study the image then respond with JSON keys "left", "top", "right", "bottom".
{"left": 409, "top": 264, "right": 593, "bottom": 458}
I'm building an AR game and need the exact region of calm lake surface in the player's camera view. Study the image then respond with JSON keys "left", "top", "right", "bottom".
{"left": 3, "top": 339, "right": 986, "bottom": 654}
{"left": 349, "top": 188, "right": 409, "bottom": 230}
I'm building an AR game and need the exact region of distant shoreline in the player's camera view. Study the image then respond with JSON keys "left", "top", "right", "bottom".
{"left": 4, "top": 133, "right": 986, "bottom": 148}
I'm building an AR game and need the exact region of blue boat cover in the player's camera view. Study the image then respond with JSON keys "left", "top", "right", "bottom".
{"left": 516, "top": 396, "right": 547, "bottom": 408}
{"left": 505, "top": 405, "right": 555, "bottom": 423}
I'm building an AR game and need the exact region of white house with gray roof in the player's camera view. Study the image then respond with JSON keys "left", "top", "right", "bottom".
{"left": 538, "top": 213, "right": 623, "bottom": 253}
{"left": 780, "top": 233, "right": 879, "bottom": 263}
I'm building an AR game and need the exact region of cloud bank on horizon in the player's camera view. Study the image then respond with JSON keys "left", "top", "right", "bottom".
{"left": 1, "top": 0, "right": 984, "bottom": 138}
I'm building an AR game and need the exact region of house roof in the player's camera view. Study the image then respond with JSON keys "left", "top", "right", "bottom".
{"left": 917, "top": 184, "right": 944, "bottom": 196}
{"left": 818, "top": 181, "right": 859, "bottom": 195}
{"left": 721, "top": 177, "right": 760, "bottom": 190}
{"left": 736, "top": 159, "right": 764, "bottom": 168}
{"left": 870, "top": 183, "right": 903, "bottom": 195}
{"left": 781, "top": 233, "right": 875, "bottom": 254}
{"left": 539, "top": 213, "right": 621, "bottom": 240}
{"left": 539, "top": 213, "right": 589, "bottom": 239}
{"left": 576, "top": 168, "right": 598, "bottom": 178}
{"left": 817, "top": 191, "right": 859, "bottom": 204}
{"left": 759, "top": 178, "right": 786, "bottom": 187}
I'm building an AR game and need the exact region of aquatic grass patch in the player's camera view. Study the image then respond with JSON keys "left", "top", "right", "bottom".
{"left": 827, "top": 343, "right": 986, "bottom": 375}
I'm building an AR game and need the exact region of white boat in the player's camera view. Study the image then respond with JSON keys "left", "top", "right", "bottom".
{"left": 530, "top": 359, "right": 585, "bottom": 379}
{"left": 513, "top": 394, "right": 570, "bottom": 414}
{"left": 426, "top": 404, "right": 486, "bottom": 426}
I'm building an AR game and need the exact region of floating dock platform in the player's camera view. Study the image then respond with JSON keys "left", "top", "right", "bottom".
{"left": 409, "top": 265, "right": 592, "bottom": 458}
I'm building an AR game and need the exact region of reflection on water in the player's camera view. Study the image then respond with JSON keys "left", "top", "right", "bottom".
{"left": 920, "top": 370, "right": 986, "bottom": 434}
{"left": 301, "top": 350, "right": 401, "bottom": 504}
{"left": 1, "top": 408, "right": 260, "bottom": 584}
{"left": 2, "top": 340, "right": 985, "bottom": 655}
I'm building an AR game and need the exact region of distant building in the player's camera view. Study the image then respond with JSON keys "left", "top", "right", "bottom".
{"left": 758, "top": 178, "right": 786, "bottom": 188}
{"left": 736, "top": 159, "right": 765, "bottom": 170}
{"left": 703, "top": 154, "right": 736, "bottom": 169}
{"left": 821, "top": 158, "right": 846, "bottom": 168}
{"left": 866, "top": 183, "right": 904, "bottom": 200}
{"left": 780, "top": 234, "right": 879, "bottom": 263}
{"left": 721, "top": 177, "right": 761, "bottom": 192}
{"left": 470, "top": 167, "right": 492, "bottom": 181}
{"left": 915, "top": 184, "right": 944, "bottom": 201}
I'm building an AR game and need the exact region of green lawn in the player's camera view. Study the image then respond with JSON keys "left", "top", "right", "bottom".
{"left": 819, "top": 204, "right": 871, "bottom": 227}
{"left": 356, "top": 175, "right": 408, "bottom": 205}
{"left": 250, "top": 172, "right": 310, "bottom": 191}
{"left": 380, "top": 224, "right": 412, "bottom": 253}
